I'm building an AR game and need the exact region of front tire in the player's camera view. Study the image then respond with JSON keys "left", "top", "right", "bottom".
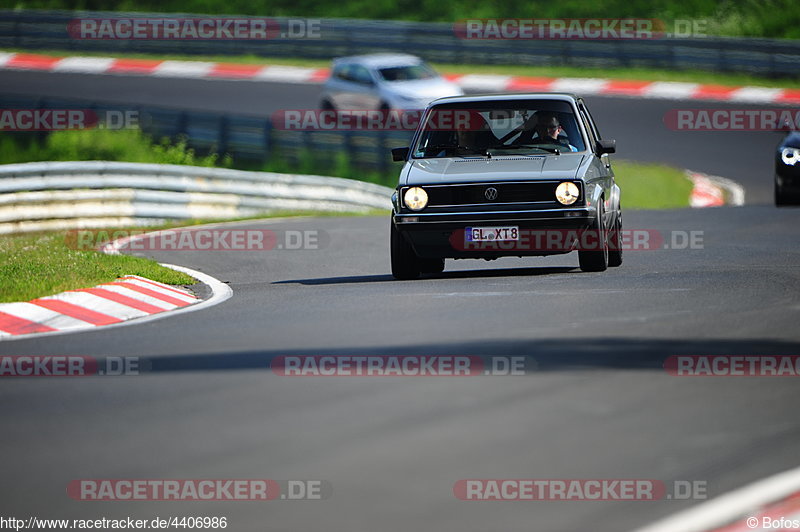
{"left": 775, "top": 180, "right": 797, "bottom": 206}
{"left": 391, "top": 220, "right": 421, "bottom": 280}
{"left": 419, "top": 258, "right": 445, "bottom": 274}
{"left": 579, "top": 201, "right": 609, "bottom": 272}
{"left": 608, "top": 209, "right": 623, "bottom": 268}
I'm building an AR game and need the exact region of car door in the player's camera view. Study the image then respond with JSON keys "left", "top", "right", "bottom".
{"left": 327, "top": 64, "right": 356, "bottom": 109}
{"left": 347, "top": 64, "right": 381, "bottom": 110}
{"left": 577, "top": 99, "right": 617, "bottom": 225}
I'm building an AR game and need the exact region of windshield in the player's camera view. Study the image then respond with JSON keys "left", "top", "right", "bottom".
{"left": 412, "top": 100, "right": 587, "bottom": 158}
{"left": 378, "top": 63, "right": 438, "bottom": 82}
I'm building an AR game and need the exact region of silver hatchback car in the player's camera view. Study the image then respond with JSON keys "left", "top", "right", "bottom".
{"left": 390, "top": 93, "right": 621, "bottom": 279}
{"left": 320, "top": 53, "right": 464, "bottom": 111}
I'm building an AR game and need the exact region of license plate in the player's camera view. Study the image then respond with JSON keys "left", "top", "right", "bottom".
{"left": 465, "top": 226, "right": 519, "bottom": 242}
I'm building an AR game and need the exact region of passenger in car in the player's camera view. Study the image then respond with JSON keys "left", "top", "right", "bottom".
{"left": 453, "top": 113, "right": 499, "bottom": 154}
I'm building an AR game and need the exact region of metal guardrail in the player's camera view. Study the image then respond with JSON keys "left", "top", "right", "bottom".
{"left": 2, "top": 9, "right": 800, "bottom": 77}
{"left": 0, "top": 161, "right": 393, "bottom": 234}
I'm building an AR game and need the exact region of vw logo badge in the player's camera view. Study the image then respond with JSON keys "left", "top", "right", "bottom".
{"left": 485, "top": 187, "right": 498, "bottom": 201}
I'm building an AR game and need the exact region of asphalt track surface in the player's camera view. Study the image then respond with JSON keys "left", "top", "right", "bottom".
{"left": 1, "top": 70, "right": 800, "bottom": 532}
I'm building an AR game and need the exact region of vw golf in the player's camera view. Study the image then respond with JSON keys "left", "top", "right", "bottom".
{"left": 390, "top": 93, "right": 621, "bottom": 279}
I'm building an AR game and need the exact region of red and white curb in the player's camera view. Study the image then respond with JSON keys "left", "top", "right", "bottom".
{"left": 688, "top": 170, "right": 746, "bottom": 208}
{"left": 633, "top": 465, "right": 800, "bottom": 532}
{"left": 0, "top": 275, "right": 197, "bottom": 338}
{"left": 1, "top": 51, "right": 799, "bottom": 105}
{"left": 0, "top": 265, "right": 231, "bottom": 341}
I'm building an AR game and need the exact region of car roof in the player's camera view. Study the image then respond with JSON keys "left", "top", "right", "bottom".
{"left": 429, "top": 93, "right": 581, "bottom": 105}
{"left": 332, "top": 53, "right": 425, "bottom": 69}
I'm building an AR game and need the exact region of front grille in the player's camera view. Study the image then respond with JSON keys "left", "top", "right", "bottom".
{"left": 412, "top": 181, "right": 579, "bottom": 207}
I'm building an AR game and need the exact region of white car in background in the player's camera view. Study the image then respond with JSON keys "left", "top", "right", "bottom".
{"left": 320, "top": 53, "right": 464, "bottom": 111}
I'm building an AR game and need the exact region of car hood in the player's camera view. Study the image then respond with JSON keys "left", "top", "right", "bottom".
{"left": 401, "top": 154, "right": 587, "bottom": 185}
{"left": 386, "top": 78, "right": 464, "bottom": 100}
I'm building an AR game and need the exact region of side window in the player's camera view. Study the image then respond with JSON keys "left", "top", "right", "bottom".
{"left": 334, "top": 64, "right": 352, "bottom": 81}
{"left": 579, "top": 102, "right": 602, "bottom": 141}
{"left": 578, "top": 107, "right": 598, "bottom": 151}
{"left": 351, "top": 65, "right": 374, "bottom": 85}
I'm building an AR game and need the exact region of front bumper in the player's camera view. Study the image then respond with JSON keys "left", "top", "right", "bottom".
{"left": 393, "top": 206, "right": 596, "bottom": 259}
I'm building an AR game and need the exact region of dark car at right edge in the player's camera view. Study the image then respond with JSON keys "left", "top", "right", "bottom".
{"left": 776, "top": 131, "right": 800, "bottom": 205}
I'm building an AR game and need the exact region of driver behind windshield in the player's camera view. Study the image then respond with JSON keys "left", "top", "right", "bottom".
{"left": 521, "top": 112, "right": 578, "bottom": 152}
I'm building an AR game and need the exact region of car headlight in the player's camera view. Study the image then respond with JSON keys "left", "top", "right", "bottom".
{"left": 782, "top": 147, "right": 800, "bottom": 166}
{"left": 404, "top": 187, "right": 428, "bottom": 211}
{"left": 555, "top": 182, "right": 580, "bottom": 205}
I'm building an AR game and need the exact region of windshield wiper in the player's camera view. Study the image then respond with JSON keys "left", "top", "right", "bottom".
{"left": 488, "top": 144, "right": 560, "bottom": 155}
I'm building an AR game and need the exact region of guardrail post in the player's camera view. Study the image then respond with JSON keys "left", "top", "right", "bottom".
{"left": 768, "top": 43, "right": 777, "bottom": 77}
{"left": 343, "top": 130, "right": 355, "bottom": 169}
{"left": 218, "top": 116, "right": 229, "bottom": 157}
{"left": 12, "top": 12, "right": 20, "bottom": 48}
{"left": 377, "top": 129, "right": 388, "bottom": 176}
{"left": 177, "top": 111, "right": 188, "bottom": 138}
{"left": 263, "top": 119, "right": 272, "bottom": 163}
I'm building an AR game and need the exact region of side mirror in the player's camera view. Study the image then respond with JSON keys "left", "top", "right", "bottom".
{"left": 391, "top": 147, "right": 410, "bottom": 162}
{"left": 596, "top": 139, "right": 616, "bottom": 155}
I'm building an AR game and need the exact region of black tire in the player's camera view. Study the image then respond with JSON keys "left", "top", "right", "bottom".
{"left": 776, "top": 181, "right": 791, "bottom": 206}
{"left": 608, "top": 209, "right": 623, "bottom": 268}
{"left": 321, "top": 99, "right": 335, "bottom": 111}
{"left": 379, "top": 102, "right": 391, "bottom": 112}
{"left": 579, "top": 201, "right": 609, "bottom": 272}
{"left": 419, "top": 258, "right": 445, "bottom": 274}
{"left": 391, "top": 220, "right": 421, "bottom": 280}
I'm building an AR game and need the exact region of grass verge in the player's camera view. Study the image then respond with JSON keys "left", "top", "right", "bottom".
{"left": 4, "top": 48, "right": 799, "bottom": 89}
{"left": 613, "top": 159, "right": 695, "bottom": 209}
{"left": 0, "top": 230, "right": 194, "bottom": 303}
